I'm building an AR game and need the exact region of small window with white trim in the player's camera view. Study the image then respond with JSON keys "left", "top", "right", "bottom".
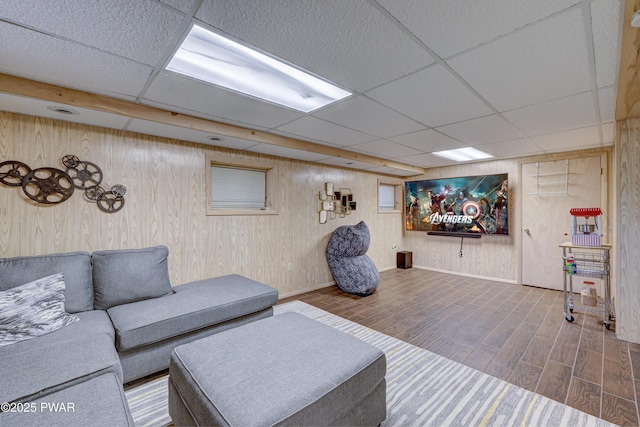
{"left": 378, "top": 180, "right": 402, "bottom": 213}
{"left": 206, "top": 154, "right": 278, "bottom": 215}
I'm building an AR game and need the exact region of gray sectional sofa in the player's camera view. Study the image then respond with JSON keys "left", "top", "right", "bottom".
{"left": 0, "top": 245, "right": 279, "bottom": 426}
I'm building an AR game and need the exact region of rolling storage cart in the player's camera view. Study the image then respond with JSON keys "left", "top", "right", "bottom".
{"left": 560, "top": 242, "right": 613, "bottom": 329}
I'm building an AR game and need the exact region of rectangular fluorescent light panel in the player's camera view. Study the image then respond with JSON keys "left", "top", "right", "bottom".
{"left": 432, "top": 147, "right": 493, "bottom": 162}
{"left": 166, "top": 25, "right": 351, "bottom": 113}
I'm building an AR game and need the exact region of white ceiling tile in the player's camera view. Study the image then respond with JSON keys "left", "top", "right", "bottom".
{"left": 448, "top": 7, "right": 591, "bottom": 112}
{"left": 389, "top": 129, "right": 465, "bottom": 152}
{"left": 195, "top": 0, "right": 434, "bottom": 92}
{"left": 503, "top": 91, "right": 597, "bottom": 136}
{"left": 143, "top": 72, "right": 304, "bottom": 129}
{"left": 436, "top": 114, "right": 523, "bottom": 145}
{"left": 0, "top": 93, "right": 130, "bottom": 129}
{"left": 0, "top": 0, "right": 623, "bottom": 174}
{"left": 367, "top": 65, "right": 493, "bottom": 127}
{"left": 275, "top": 116, "right": 375, "bottom": 147}
{"left": 246, "top": 144, "right": 330, "bottom": 162}
{"left": 395, "top": 153, "right": 458, "bottom": 168}
{"left": 158, "top": 0, "right": 198, "bottom": 13}
{"left": 270, "top": 130, "right": 341, "bottom": 148}
{"left": 348, "top": 140, "right": 423, "bottom": 158}
{"left": 126, "top": 119, "right": 258, "bottom": 150}
{"left": 531, "top": 126, "right": 603, "bottom": 152}
{"left": 598, "top": 85, "right": 616, "bottom": 123}
{"left": 377, "top": 0, "right": 580, "bottom": 58}
{"left": 591, "top": 0, "right": 621, "bottom": 88}
{"left": 0, "top": 23, "right": 152, "bottom": 99}
{"left": 312, "top": 96, "right": 425, "bottom": 138}
{"left": 0, "top": 0, "right": 187, "bottom": 65}
{"left": 476, "top": 138, "right": 544, "bottom": 158}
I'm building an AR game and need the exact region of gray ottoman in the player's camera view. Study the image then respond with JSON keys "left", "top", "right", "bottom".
{"left": 168, "top": 312, "right": 386, "bottom": 426}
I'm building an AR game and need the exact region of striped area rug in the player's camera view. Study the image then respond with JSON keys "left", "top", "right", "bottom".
{"left": 126, "top": 300, "right": 614, "bottom": 426}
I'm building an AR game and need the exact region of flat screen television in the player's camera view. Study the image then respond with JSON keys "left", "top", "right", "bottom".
{"left": 405, "top": 173, "right": 509, "bottom": 235}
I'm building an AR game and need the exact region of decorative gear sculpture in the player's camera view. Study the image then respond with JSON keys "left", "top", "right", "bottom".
{"left": 0, "top": 161, "right": 31, "bottom": 187}
{"left": 0, "top": 154, "right": 127, "bottom": 213}
{"left": 21, "top": 167, "right": 75, "bottom": 204}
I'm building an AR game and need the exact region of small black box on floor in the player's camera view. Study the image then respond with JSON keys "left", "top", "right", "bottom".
{"left": 397, "top": 251, "right": 412, "bottom": 269}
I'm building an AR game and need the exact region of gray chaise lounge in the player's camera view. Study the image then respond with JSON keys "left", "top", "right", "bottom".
{"left": 0, "top": 245, "right": 278, "bottom": 425}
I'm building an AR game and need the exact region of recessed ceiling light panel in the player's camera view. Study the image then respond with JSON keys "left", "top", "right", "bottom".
{"left": 432, "top": 147, "right": 493, "bottom": 162}
{"left": 166, "top": 25, "right": 352, "bottom": 113}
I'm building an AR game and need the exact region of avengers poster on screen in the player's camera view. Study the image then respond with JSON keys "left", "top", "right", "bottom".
{"left": 405, "top": 173, "right": 509, "bottom": 235}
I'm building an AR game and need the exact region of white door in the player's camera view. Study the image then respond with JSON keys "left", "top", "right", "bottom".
{"left": 521, "top": 157, "right": 602, "bottom": 290}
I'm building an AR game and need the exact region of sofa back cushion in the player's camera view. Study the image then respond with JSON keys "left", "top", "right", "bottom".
{"left": 92, "top": 245, "right": 173, "bottom": 310}
{"left": 0, "top": 252, "right": 93, "bottom": 313}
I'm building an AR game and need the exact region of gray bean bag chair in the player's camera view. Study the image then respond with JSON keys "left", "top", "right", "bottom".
{"left": 326, "top": 221, "right": 380, "bottom": 296}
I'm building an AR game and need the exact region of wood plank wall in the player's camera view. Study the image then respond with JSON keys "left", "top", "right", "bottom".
{"left": 0, "top": 111, "right": 404, "bottom": 297}
{"left": 0, "top": 110, "right": 619, "bottom": 311}
{"left": 403, "top": 160, "right": 520, "bottom": 282}
{"left": 404, "top": 149, "right": 612, "bottom": 285}
{"left": 616, "top": 118, "right": 640, "bottom": 344}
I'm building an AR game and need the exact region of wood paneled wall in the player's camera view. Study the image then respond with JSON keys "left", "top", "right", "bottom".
{"left": 0, "top": 112, "right": 403, "bottom": 297}
{"left": 404, "top": 149, "right": 612, "bottom": 285}
{"left": 403, "top": 160, "right": 521, "bottom": 282}
{"left": 616, "top": 118, "right": 640, "bottom": 344}
{"left": 0, "top": 110, "right": 619, "bottom": 312}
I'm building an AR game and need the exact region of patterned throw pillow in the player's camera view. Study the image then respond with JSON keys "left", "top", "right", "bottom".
{"left": 0, "top": 273, "right": 79, "bottom": 346}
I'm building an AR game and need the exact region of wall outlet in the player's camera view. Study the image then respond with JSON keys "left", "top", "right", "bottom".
{"left": 391, "top": 245, "right": 398, "bottom": 250}
{"left": 287, "top": 262, "right": 293, "bottom": 271}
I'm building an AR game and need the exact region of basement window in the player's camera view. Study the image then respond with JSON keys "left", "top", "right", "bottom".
{"left": 378, "top": 181, "right": 402, "bottom": 213}
{"left": 206, "top": 155, "right": 278, "bottom": 216}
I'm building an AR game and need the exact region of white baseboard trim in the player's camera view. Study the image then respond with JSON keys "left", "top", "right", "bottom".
{"left": 279, "top": 265, "right": 396, "bottom": 299}
{"left": 279, "top": 281, "right": 335, "bottom": 299}
{"left": 412, "top": 265, "right": 519, "bottom": 285}
{"left": 279, "top": 265, "right": 515, "bottom": 300}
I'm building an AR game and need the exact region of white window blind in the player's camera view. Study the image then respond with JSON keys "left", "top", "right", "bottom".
{"left": 379, "top": 184, "right": 396, "bottom": 210}
{"left": 211, "top": 166, "right": 266, "bottom": 210}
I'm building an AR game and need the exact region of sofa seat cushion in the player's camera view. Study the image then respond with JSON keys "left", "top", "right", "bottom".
{"left": 92, "top": 245, "right": 173, "bottom": 310}
{"left": 0, "top": 373, "right": 134, "bottom": 427}
{"left": 0, "top": 310, "right": 115, "bottom": 356}
{"left": 107, "top": 274, "right": 278, "bottom": 352}
{"left": 0, "top": 333, "right": 122, "bottom": 404}
{"left": 0, "top": 251, "right": 93, "bottom": 313}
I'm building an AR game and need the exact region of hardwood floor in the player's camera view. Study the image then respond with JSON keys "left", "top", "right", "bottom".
{"left": 280, "top": 268, "right": 640, "bottom": 426}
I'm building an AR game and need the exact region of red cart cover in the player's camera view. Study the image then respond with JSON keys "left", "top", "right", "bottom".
{"left": 569, "top": 208, "right": 602, "bottom": 216}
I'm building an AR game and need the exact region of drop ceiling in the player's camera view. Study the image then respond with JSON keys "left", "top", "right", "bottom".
{"left": 0, "top": 0, "right": 622, "bottom": 176}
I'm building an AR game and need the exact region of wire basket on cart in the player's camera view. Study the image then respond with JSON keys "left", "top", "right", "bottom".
{"left": 561, "top": 243, "right": 613, "bottom": 329}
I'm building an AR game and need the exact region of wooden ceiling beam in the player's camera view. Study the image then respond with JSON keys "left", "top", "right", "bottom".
{"left": 616, "top": 0, "right": 640, "bottom": 120}
{"left": 0, "top": 73, "right": 426, "bottom": 175}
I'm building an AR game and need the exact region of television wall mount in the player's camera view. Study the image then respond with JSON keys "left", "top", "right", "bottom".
{"left": 426, "top": 231, "right": 481, "bottom": 258}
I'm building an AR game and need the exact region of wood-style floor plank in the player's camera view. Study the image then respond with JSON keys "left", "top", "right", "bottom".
{"left": 566, "top": 377, "right": 601, "bottom": 418}
{"left": 279, "top": 268, "right": 640, "bottom": 424}
{"left": 537, "top": 360, "right": 573, "bottom": 402}
{"left": 601, "top": 393, "right": 639, "bottom": 426}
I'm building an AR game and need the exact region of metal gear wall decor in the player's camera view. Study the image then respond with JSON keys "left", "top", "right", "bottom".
{"left": 66, "top": 160, "right": 103, "bottom": 189}
{"left": 0, "top": 161, "right": 31, "bottom": 186}
{"left": 22, "top": 167, "right": 75, "bottom": 204}
{"left": 0, "top": 155, "right": 127, "bottom": 213}
{"left": 63, "top": 155, "right": 126, "bottom": 213}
